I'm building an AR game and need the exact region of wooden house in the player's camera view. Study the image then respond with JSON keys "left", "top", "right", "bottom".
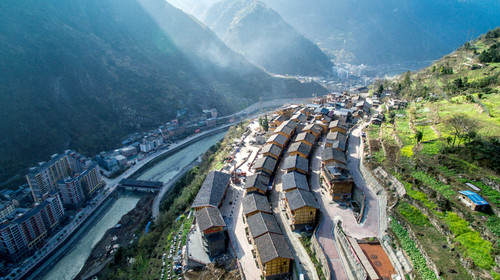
{"left": 294, "top": 132, "right": 316, "bottom": 147}
{"left": 321, "top": 163, "right": 354, "bottom": 201}
{"left": 242, "top": 193, "right": 272, "bottom": 218}
{"left": 281, "top": 171, "right": 309, "bottom": 192}
{"left": 284, "top": 189, "right": 319, "bottom": 228}
{"left": 194, "top": 207, "right": 227, "bottom": 258}
{"left": 321, "top": 147, "right": 347, "bottom": 166}
{"left": 254, "top": 233, "right": 293, "bottom": 279}
{"left": 328, "top": 120, "right": 348, "bottom": 134}
{"left": 282, "top": 155, "right": 309, "bottom": 174}
{"left": 254, "top": 156, "right": 277, "bottom": 176}
{"left": 192, "top": 171, "right": 231, "bottom": 211}
{"left": 244, "top": 173, "right": 270, "bottom": 195}
{"left": 261, "top": 143, "right": 282, "bottom": 160}
{"left": 266, "top": 133, "right": 288, "bottom": 149}
{"left": 287, "top": 142, "right": 312, "bottom": 159}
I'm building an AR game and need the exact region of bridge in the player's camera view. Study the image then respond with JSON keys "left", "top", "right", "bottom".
{"left": 118, "top": 179, "right": 163, "bottom": 192}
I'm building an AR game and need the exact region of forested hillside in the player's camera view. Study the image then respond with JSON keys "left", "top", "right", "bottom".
{"left": 0, "top": 0, "right": 326, "bottom": 184}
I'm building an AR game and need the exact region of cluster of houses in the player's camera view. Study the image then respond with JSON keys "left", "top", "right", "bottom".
{"left": 95, "top": 108, "right": 229, "bottom": 176}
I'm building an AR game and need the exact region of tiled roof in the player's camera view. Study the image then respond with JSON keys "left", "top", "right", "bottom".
{"left": 247, "top": 212, "right": 282, "bottom": 239}
{"left": 295, "top": 132, "right": 316, "bottom": 145}
{"left": 254, "top": 156, "right": 277, "bottom": 173}
{"left": 274, "top": 121, "right": 295, "bottom": 136}
{"left": 267, "top": 134, "right": 287, "bottom": 146}
{"left": 285, "top": 189, "right": 319, "bottom": 210}
{"left": 254, "top": 233, "right": 293, "bottom": 264}
{"left": 192, "top": 171, "right": 231, "bottom": 208}
{"left": 195, "top": 207, "right": 226, "bottom": 232}
{"left": 303, "top": 123, "right": 323, "bottom": 135}
{"left": 282, "top": 171, "right": 309, "bottom": 192}
{"left": 242, "top": 193, "right": 272, "bottom": 216}
{"left": 329, "top": 120, "right": 347, "bottom": 130}
{"left": 244, "top": 173, "right": 270, "bottom": 193}
{"left": 282, "top": 155, "right": 309, "bottom": 173}
{"left": 287, "top": 142, "right": 311, "bottom": 157}
{"left": 261, "top": 143, "right": 282, "bottom": 158}
{"left": 321, "top": 147, "right": 346, "bottom": 164}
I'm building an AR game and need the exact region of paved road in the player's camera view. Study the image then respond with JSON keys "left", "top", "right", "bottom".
{"left": 309, "top": 125, "right": 380, "bottom": 280}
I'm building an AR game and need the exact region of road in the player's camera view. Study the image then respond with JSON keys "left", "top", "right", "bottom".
{"left": 309, "top": 124, "right": 380, "bottom": 280}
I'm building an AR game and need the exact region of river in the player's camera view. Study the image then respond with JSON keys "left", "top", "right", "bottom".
{"left": 41, "top": 131, "right": 226, "bottom": 280}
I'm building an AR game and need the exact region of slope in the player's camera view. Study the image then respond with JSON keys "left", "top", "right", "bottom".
{"left": 260, "top": 0, "right": 500, "bottom": 66}
{"left": 0, "top": 0, "right": 326, "bottom": 184}
{"left": 202, "top": 0, "right": 333, "bottom": 76}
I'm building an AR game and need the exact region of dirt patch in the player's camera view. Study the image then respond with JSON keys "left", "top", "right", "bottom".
{"left": 184, "top": 258, "right": 241, "bottom": 280}
{"left": 76, "top": 193, "right": 154, "bottom": 280}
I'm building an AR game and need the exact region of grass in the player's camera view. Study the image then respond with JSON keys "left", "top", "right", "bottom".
{"left": 400, "top": 145, "right": 414, "bottom": 157}
{"left": 472, "top": 181, "right": 500, "bottom": 208}
{"left": 444, "top": 212, "right": 495, "bottom": 269}
{"left": 420, "top": 141, "right": 443, "bottom": 156}
{"left": 398, "top": 202, "right": 430, "bottom": 226}
{"left": 411, "top": 171, "right": 456, "bottom": 199}
{"left": 372, "top": 150, "right": 385, "bottom": 163}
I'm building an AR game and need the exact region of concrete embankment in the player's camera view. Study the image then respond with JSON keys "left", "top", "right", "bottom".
{"left": 24, "top": 192, "right": 120, "bottom": 280}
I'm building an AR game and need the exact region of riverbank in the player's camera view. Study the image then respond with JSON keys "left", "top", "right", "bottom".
{"left": 75, "top": 193, "right": 155, "bottom": 280}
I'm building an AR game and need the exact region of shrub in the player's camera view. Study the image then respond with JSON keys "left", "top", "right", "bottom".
{"left": 398, "top": 202, "right": 430, "bottom": 226}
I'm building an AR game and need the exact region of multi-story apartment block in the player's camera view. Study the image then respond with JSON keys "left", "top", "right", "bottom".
{"left": 0, "top": 202, "right": 15, "bottom": 221}
{"left": 57, "top": 177, "right": 85, "bottom": 207}
{"left": 0, "top": 193, "right": 64, "bottom": 262}
{"left": 26, "top": 153, "right": 73, "bottom": 203}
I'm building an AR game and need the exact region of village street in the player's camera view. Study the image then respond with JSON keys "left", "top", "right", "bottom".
{"left": 309, "top": 123, "right": 380, "bottom": 279}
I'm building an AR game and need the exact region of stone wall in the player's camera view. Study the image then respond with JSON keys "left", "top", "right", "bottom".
{"left": 333, "top": 221, "right": 367, "bottom": 280}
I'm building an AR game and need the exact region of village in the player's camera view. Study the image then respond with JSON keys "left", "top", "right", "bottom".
{"left": 181, "top": 90, "right": 412, "bottom": 280}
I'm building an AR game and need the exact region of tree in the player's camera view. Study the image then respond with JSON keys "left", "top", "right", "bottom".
{"left": 262, "top": 115, "right": 269, "bottom": 131}
{"left": 445, "top": 114, "right": 479, "bottom": 147}
{"left": 377, "top": 84, "right": 384, "bottom": 95}
{"left": 415, "top": 130, "right": 423, "bottom": 143}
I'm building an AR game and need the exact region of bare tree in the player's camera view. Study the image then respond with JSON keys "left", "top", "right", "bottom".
{"left": 445, "top": 114, "right": 479, "bottom": 146}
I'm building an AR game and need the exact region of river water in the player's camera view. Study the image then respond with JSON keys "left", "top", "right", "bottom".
{"left": 42, "top": 131, "right": 226, "bottom": 280}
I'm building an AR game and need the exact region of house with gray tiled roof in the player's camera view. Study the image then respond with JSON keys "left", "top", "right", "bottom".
{"left": 321, "top": 147, "right": 347, "bottom": 165}
{"left": 254, "top": 233, "right": 293, "bottom": 279}
{"left": 266, "top": 133, "right": 288, "bottom": 148}
{"left": 326, "top": 131, "right": 347, "bottom": 151}
{"left": 281, "top": 171, "right": 309, "bottom": 192}
{"left": 244, "top": 173, "right": 270, "bottom": 195}
{"left": 287, "top": 142, "right": 312, "bottom": 159}
{"left": 247, "top": 212, "right": 282, "bottom": 240}
{"left": 192, "top": 171, "right": 231, "bottom": 210}
{"left": 284, "top": 189, "right": 319, "bottom": 228}
{"left": 282, "top": 155, "right": 309, "bottom": 174}
{"left": 261, "top": 143, "right": 282, "bottom": 160}
{"left": 294, "top": 132, "right": 316, "bottom": 146}
{"left": 194, "top": 207, "right": 227, "bottom": 258}
{"left": 254, "top": 156, "right": 277, "bottom": 176}
{"left": 242, "top": 193, "right": 272, "bottom": 218}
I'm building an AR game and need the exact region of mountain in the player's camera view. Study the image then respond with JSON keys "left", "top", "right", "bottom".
{"left": 201, "top": 0, "right": 333, "bottom": 76}
{"left": 259, "top": 0, "right": 500, "bottom": 66}
{"left": 0, "top": 0, "right": 326, "bottom": 184}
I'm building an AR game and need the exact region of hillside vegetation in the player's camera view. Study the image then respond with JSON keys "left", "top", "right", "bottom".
{"left": 367, "top": 28, "right": 500, "bottom": 280}
{"left": 0, "top": 0, "right": 326, "bottom": 185}
{"left": 202, "top": 0, "right": 333, "bottom": 76}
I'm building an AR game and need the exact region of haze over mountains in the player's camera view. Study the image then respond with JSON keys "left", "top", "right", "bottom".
{"left": 170, "top": 0, "right": 500, "bottom": 67}
{"left": 202, "top": 0, "right": 333, "bottom": 76}
{"left": 0, "top": 0, "right": 326, "bottom": 182}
